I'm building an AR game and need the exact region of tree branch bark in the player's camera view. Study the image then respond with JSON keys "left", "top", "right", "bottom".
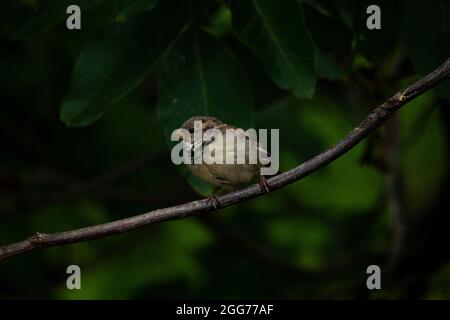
{"left": 1, "top": 57, "right": 449, "bottom": 262}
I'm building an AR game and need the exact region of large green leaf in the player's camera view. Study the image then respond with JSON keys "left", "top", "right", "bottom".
{"left": 60, "top": 1, "right": 187, "bottom": 126}
{"left": 157, "top": 27, "right": 254, "bottom": 134}
{"left": 157, "top": 27, "right": 254, "bottom": 195}
{"left": 230, "top": 0, "right": 316, "bottom": 98}
{"left": 302, "top": 3, "right": 353, "bottom": 80}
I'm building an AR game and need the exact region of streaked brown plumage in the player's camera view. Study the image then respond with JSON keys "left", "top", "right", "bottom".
{"left": 179, "top": 116, "right": 270, "bottom": 206}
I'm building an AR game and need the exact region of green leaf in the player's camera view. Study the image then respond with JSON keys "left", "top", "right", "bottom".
{"left": 60, "top": 2, "right": 187, "bottom": 127}
{"left": 115, "top": 0, "right": 159, "bottom": 21}
{"left": 230, "top": 0, "right": 316, "bottom": 98}
{"left": 157, "top": 27, "right": 254, "bottom": 195}
{"left": 302, "top": 3, "right": 353, "bottom": 80}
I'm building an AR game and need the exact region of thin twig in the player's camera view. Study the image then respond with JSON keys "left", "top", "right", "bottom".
{"left": 0, "top": 57, "right": 449, "bottom": 262}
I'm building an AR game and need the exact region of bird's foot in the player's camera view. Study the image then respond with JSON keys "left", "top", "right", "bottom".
{"left": 259, "top": 175, "right": 270, "bottom": 193}
{"left": 207, "top": 194, "right": 220, "bottom": 209}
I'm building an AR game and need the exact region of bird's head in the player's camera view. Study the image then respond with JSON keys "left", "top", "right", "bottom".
{"left": 176, "top": 116, "right": 223, "bottom": 142}
{"left": 181, "top": 116, "right": 222, "bottom": 133}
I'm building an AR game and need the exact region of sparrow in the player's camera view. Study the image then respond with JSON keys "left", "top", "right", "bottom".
{"left": 178, "top": 116, "right": 271, "bottom": 208}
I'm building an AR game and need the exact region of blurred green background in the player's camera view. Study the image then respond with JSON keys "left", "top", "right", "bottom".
{"left": 0, "top": 0, "right": 449, "bottom": 299}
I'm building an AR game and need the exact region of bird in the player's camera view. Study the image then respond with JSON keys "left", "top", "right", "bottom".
{"left": 177, "top": 116, "right": 271, "bottom": 208}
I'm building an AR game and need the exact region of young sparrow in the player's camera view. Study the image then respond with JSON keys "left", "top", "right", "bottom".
{"left": 179, "top": 116, "right": 271, "bottom": 207}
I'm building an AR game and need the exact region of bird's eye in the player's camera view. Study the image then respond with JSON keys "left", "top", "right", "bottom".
{"left": 188, "top": 128, "right": 195, "bottom": 133}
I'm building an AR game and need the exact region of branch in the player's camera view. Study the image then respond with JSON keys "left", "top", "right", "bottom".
{"left": 1, "top": 57, "right": 449, "bottom": 262}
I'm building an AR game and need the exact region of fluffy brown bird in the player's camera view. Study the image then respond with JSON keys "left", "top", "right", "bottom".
{"left": 179, "top": 116, "right": 271, "bottom": 207}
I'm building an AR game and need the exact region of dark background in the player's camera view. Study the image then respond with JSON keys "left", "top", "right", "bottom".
{"left": 0, "top": 0, "right": 449, "bottom": 299}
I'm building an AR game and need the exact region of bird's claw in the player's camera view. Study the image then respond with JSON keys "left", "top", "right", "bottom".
{"left": 207, "top": 194, "right": 220, "bottom": 209}
{"left": 259, "top": 175, "right": 270, "bottom": 193}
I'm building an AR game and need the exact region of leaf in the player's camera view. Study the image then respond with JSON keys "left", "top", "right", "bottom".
{"left": 157, "top": 27, "right": 254, "bottom": 195}
{"left": 60, "top": 1, "right": 187, "bottom": 127}
{"left": 302, "top": 3, "right": 353, "bottom": 80}
{"left": 230, "top": 0, "right": 316, "bottom": 98}
{"left": 115, "top": 0, "right": 159, "bottom": 20}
